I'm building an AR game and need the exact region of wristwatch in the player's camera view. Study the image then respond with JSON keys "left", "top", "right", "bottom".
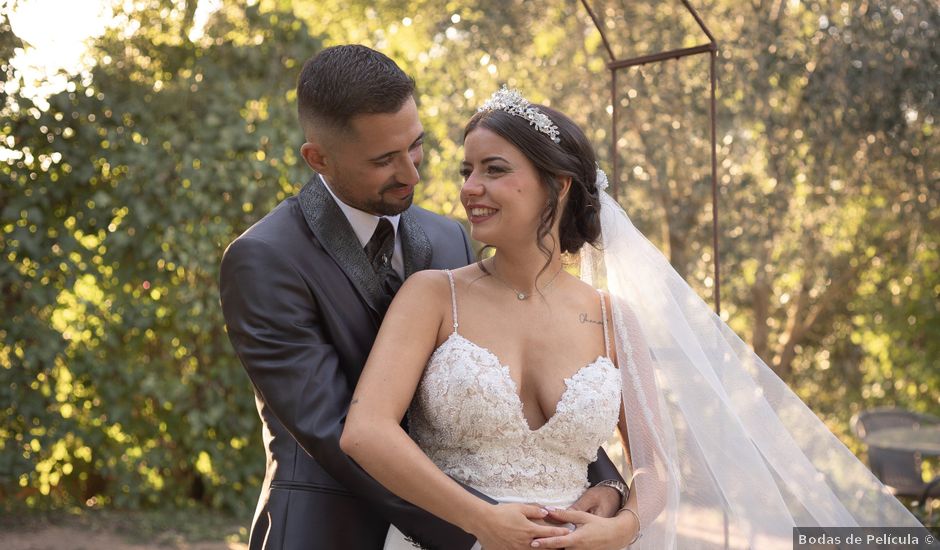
{"left": 596, "top": 479, "right": 629, "bottom": 508}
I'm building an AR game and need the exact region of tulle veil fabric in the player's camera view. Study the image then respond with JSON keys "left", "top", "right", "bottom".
{"left": 580, "top": 189, "right": 922, "bottom": 549}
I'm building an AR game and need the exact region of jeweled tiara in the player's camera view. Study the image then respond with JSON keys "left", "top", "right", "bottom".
{"left": 477, "top": 85, "right": 561, "bottom": 144}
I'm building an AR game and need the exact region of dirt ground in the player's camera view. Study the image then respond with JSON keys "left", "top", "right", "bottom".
{"left": 0, "top": 526, "right": 246, "bottom": 550}
{"left": 0, "top": 512, "right": 249, "bottom": 550}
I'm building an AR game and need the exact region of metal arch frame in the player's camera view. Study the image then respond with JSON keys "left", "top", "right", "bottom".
{"left": 580, "top": 0, "right": 722, "bottom": 314}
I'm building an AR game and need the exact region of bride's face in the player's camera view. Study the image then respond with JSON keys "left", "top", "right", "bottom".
{"left": 459, "top": 128, "right": 548, "bottom": 248}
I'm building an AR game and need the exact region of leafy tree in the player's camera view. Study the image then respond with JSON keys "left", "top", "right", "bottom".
{"left": 3, "top": 1, "right": 318, "bottom": 512}
{"left": 2, "top": 0, "right": 936, "bottom": 513}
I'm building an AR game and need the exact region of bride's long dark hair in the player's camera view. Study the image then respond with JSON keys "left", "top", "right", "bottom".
{"left": 463, "top": 104, "right": 602, "bottom": 273}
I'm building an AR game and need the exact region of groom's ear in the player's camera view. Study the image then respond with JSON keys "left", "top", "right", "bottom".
{"left": 300, "top": 140, "right": 330, "bottom": 175}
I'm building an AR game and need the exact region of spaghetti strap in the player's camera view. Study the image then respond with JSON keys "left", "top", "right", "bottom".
{"left": 598, "top": 289, "right": 611, "bottom": 358}
{"left": 444, "top": 270, "right": 458, "bottom": 334}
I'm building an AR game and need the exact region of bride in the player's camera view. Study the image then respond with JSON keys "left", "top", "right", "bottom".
{"left": 341, "top": 87, "right": 922, "bottom": 549}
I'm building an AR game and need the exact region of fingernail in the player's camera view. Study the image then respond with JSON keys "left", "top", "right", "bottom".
{"left": 545, "top": 506, "right": 560, "bottom": 511}
{"left": 531, "top": 542, "right": 540, "bottom": 548}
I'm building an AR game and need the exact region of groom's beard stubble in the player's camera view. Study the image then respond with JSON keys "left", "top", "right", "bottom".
{"left": 370, "top": 181, "right": 416, "bottom": 216}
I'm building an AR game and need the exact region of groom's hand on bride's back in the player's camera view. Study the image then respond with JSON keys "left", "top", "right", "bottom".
{"left": 567, "top": 485, "right": 621, "bottom": 518}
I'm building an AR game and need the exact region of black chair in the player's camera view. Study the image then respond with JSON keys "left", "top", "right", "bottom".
{"left": 851, "top": 407, "right": 940, "bottom": 508}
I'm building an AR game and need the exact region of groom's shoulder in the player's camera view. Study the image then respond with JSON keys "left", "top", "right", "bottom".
{"left": 234, "top": 196, "right": 305, "bottom": 245}
{"left": 406, "top": 204, "right": 471, "bottom": 268}
{"left": 408, "top": 204, "right": 465, "bottom": 236}
{"left": 222, "top": 196, "right": 306, "bottom": 262}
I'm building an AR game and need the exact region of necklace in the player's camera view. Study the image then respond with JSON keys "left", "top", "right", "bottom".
{"left": 489, "top": 258, "right": 564, "bottom": 301}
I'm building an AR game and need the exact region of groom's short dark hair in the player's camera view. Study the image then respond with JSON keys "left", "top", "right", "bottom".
{"left": 297, "top": 45, "right": 416, "bottom": 136}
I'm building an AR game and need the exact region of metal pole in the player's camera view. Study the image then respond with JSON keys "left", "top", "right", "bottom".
{"left": 710, "top": 48, "right": 721, "bottom": 315}
{"left": 579, "top": 0, "right": 722, "bottom": 313}
{"left": 579, "top": 0, "right": 615, "bottom": 60}
{"left": 611, "top": 68, "right": 619, "bottom": 197}
{"left": 607, "top": 43, "right": 715, "bottom": 70}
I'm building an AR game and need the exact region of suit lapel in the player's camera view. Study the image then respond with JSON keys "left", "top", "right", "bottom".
{"left": 399, "top": 209, "right": 432, "bottom": 277}
{"left": 297, "top": 176, "right": 386, "bottom": 315}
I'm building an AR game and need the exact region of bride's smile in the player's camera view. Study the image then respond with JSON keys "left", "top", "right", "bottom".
{"left": 459, "top": 128, "right": 550, "bottom": 247}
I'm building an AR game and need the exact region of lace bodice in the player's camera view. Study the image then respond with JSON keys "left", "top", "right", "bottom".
{"left": 407, "top": 271, "right": 622, "bottom": 504}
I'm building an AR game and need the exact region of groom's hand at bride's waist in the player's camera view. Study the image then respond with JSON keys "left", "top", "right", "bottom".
{"left": 566, "top": 485, "right": 622, "bottom": 518}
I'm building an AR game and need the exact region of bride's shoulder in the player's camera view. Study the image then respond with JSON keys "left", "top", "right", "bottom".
{"left": 397, "top": 269, "right": 455, "bottom": 303}
{"left": 561, "top": 273, "right": 606, "bottom": 303}
{"left": 401, "top": 268, "right": 449, "bottom": 288}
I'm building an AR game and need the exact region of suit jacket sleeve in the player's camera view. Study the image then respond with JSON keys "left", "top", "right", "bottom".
{"left": 588, "top": 447, "right": 625, "bottom": 486}
{"left": 220, "top": 235, "right": 478, "bottom": 550}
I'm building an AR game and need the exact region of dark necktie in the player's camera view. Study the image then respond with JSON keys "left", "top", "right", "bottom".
{"left": 364, "top": 218, "right": 403, "bottom": 314}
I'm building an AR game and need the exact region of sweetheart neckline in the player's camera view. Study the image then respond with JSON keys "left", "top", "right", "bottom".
{"left": 431, "top": 332, "right": 617, "bottom": 433}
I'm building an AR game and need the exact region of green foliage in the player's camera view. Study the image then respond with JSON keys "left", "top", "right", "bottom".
{"left": 2, "top": 2, "right": 317, "bottom": 512}
{"left": 2, "top": 0, "right": 937, "bottom": 514}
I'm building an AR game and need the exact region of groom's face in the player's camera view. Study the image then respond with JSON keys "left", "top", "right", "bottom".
{"left": 320, "top": 97, "right": 425, "bottom": 217}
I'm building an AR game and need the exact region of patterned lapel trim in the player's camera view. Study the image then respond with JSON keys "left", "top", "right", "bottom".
{"left": 297, "top": 176, "right": 386, "bottom": 314}
{"left": 399, "top": 208, "right": 432, "bottom": 277}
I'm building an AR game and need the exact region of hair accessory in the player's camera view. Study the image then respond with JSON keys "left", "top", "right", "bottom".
{"left": 595, "top": 167, "right": 609, "bottom": 192}
{"left": 478, "top": 85, "right": 561, "bottom": 144}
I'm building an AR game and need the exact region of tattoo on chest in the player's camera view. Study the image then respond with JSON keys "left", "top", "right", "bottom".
{"left": 579, "top": 313, "right": 603, "bottom": 325}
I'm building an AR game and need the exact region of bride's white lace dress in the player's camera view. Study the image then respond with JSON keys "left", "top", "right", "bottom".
{"left": 384, "top": 270, "right": 622, "bottom": 549}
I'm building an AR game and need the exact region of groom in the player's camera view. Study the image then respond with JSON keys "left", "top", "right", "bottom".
{"left": 220, "top": 45, "right": 624, "bottom": 549}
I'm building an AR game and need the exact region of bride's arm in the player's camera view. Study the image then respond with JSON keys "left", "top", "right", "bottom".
{"left": 616, "top": 298, "right": 670, "bottom": 528}
{"left": 341, "top": 271, "right": 571, "bottom": 547}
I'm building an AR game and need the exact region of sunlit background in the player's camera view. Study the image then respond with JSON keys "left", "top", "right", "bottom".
{"left": 7, "top": 0, "right": 222, "bottom": 102}
{"left": 2, "top": 0, "right": 937, "bottom": 547}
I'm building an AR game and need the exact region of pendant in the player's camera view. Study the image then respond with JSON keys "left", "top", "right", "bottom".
{"left": 517, "top": 292, "right": 527, "bottom": 300}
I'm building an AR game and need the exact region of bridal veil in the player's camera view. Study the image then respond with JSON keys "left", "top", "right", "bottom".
{"left": 579, "top": 184, "right": 923, "bottom": 549}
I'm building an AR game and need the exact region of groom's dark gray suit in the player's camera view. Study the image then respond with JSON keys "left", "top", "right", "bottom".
{"left": 220, "top": 176, "right": 623, "bottom": 550}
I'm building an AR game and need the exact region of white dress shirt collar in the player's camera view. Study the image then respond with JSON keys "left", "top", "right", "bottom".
{"left": 319, "top": 174, "right": 404, "bottom": 276}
